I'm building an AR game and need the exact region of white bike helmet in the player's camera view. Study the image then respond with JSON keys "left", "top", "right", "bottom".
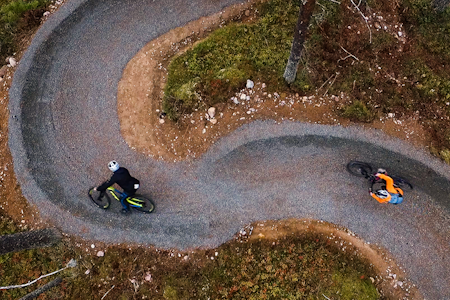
{"left": 376, "top": 190, "right": 389, "bottom": 199}
{"left": 377, "top": 168, "right": 387, "bottom": 174}
{"left": 108, "top": 160, "right": 119, "bottom": 172}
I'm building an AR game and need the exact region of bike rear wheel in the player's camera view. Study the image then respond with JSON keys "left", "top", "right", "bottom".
{"left": 391, "top": 175, "right": 413, "bottom": 191}
{"left": 346, "top": 161, "right": 373, "bottom": 177}
{"left": 88, "top": 187, "right": 111, "bottom": 209}
{"left": 128, "top": 196, "right": 155, "bottom": 213}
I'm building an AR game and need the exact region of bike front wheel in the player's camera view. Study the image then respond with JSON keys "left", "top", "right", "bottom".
{"left": 128, "top": 196, "right": 155, "bottom": 213}
{"left": 88, "top": 187, "right": 111, "bottom": 209}
{"left": 346, "top": 161, "right": 373, "bottom": 177}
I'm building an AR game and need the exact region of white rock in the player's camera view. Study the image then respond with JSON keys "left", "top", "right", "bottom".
{"left": 202, "top": 128, "right": 206, "bottom": 134}
{"left": 43, "top": 11, "right": 50, "bottom": 17}
{"left": 388, "top": 113, "right": 395, "bottom": 118}
{"left": 85, "top": 269, "right": 90, "bottom": 275}
{"left": 207, "top": 107, "right": 216, "bottom": 118}
{"left": 246, "top": 79, "right": 254, "bottom": 89}
{"left": 398, "top": 31, "right": 403, "bottom": 37}
{"left": 8, "top": 57, "right": 17, "bottom": 67}
{"left": 159, "top": 118, "right": 165, "bottom": 124}
{"left": 232, "top": 97, "right": 239, "bottom": 104}
{"left": 210, "top": 118, "right": 217, "bottom": 125}
{"left": 97, "top": 251, "right": 104, "bottom": 257}
{"left": 246, "top": 96, "right": 250, "bottom": 101}
{"left": 261, "top": 83, "right": 266, "bottom": 89}
{"left": 144, "top": 274, "right": 152, "bottom": 281}
{"left": 240, "top": 94, "right": 247, "bottom": 100}
{"left": 91, "top": 244, "right": 95, "bottom": 248}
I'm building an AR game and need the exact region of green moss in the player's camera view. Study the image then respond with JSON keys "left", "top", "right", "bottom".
{"left": 440, "top": 149, "right": 450, "bottom": 164}
{"left": 1, "top": 0, "right": 41, "bottom": 24}
{"left": 372, "top": 31, "right": 396, "bottom": 53}
{"left": 322, "top": 271, "right": 379, "bottom": 300}
{"left": 163, "top": 285, "right": 178, "bottom": 300}
{"left": 342, "top": 101, "right": 374, "bottom": 122}
{"left": 0, "top": 0, "right": 49, "bottom": 62}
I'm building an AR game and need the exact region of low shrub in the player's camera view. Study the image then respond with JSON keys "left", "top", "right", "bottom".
{"left": 0, "top": 0, "right": 48, "bottom": 62}
{"left": 342, "top": 100, "right": 374, "bottom": 122}
{"left": 1, "top": 0, "right": 44, "bottom": 24}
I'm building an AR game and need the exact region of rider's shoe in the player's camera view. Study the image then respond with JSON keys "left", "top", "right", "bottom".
{"left": 121, "top": 208, "right": 131, "bottom": 215}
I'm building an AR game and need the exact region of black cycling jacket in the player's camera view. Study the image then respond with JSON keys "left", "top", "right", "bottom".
{"left": 97, "top": 167, "right": 140, "bottom": 194}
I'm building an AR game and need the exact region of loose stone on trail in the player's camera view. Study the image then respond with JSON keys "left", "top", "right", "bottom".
{"left": 207, "top": 107, "right": 216, "bottom": 119}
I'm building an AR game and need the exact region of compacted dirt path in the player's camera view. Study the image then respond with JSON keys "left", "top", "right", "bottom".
{"left": 8, "top": 0, "right": 450, "bottom": 298}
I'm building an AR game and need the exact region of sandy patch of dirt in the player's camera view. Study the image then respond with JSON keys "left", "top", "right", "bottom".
{"left": 242, "top": 218, "right": 423, "bottom": 300}
{"left": 117, "top": 0, "right": 429, "bottom": 163}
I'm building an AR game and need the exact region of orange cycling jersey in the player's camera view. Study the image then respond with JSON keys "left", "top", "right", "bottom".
{"left": 370, "top": 174, "right": 404, "bottom": 203}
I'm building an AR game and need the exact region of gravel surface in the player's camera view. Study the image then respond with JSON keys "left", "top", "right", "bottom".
{"left": 8, "top": 0, "right": 450, "bottom": 298}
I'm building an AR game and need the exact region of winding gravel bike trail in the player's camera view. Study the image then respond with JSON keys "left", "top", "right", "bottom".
{"left": 8, "top": 0, "right": 450, "bottom": 298}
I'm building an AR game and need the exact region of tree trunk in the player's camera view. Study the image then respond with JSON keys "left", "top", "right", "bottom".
{"left": 19, "top": 277, "right": 63, "bottom": 300}
{"left": 0, "top": 228, "right": 61, "bottom": 255}
{"left": 283, "top": 0, "right": 316, "bottom": 84}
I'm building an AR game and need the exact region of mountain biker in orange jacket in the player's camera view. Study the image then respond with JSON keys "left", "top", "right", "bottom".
{"left": 94, "top": 161, "right": 140, "bottom": 214}
{"left": 369, "top": 168, "right": 404, "bottom": 204}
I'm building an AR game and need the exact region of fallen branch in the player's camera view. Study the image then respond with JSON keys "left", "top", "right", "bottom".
{"left": 350, "top": 0, "right": 372, "bottom": 43}
{"left": 317, "top": 73, "right": 337, "bottom": 92}
{"left": 0, "top": 259, "right": 76, "bottom": 290}
{"left": 101, "top": 285, "right": 116, "bottom": 300}
{"left": 338, "top": 46, "right": 359, "bottom": 62}
{"left": 323, "top": 72, "right": 339, "bottom": 96}
{"left": 19, "top": 277, "right": 62, "bottom": 300}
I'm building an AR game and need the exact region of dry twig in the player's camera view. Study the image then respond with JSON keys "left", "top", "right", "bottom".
{"left": 323, "top": 72, "right": 339, "bottom": 96}
{"left": 350, "top": 0, "right": 372, "bottom": 43}
{"left": 101, "top": 285, "right": 115, "bottom": 300}
{"left": 0, "top": 259, "right": 76, "bottom": 290}
{"left": 318, "top": 73, "right": 337, "bottom": 91}
{"left": 338, "top": 46, "right": 359, "bottom": 62}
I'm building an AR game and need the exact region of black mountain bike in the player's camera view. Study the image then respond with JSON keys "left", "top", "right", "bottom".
{"left": 346, "top": 161, "right": 413, "bottom": 191}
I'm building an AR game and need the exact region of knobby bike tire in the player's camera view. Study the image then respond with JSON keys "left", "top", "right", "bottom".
{"left": 391, "top": 175, "right": 414, "bottom": 191}
{"left": 346, "top": 161, "right": 373, "bottom": 177}
{"left": 128, "top": 196, "right": 155, "bottom": 213}
{"left": 88, "top": 187, "right": 111, "bottom": 209}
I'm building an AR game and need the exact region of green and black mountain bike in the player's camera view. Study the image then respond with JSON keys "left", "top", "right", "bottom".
{"left": 88, "top": 186, "right": 155, "bottom": 213}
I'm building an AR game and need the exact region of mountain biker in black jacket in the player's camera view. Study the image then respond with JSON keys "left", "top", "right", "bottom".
{"left": 94, "top": 161, "right": 140, "bottom": 214}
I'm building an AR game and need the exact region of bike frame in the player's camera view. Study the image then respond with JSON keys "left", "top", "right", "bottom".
{"left": 106, "top": 186, "right": 144, "bottom": 208}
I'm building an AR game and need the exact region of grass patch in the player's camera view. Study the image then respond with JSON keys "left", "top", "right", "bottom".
{"left": 197, "top": 233, "right": 379, "bottom": 299}
{"left": 1, "top": 211, "right": 381, "bottom": 299}
{"left": 162, "top": 0, "right": 450, "bottom": 153}
{"left": 342, "top": 100, "right": 374, "bottom": 122}
{"left": 402, "top": 0, "right": 450, "bottom": 60}
{"left": 163, "top": 0, "right": 338, "bottom": 120}
{"left": 0, "top": 0, "right": 48, "bottom": 62}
